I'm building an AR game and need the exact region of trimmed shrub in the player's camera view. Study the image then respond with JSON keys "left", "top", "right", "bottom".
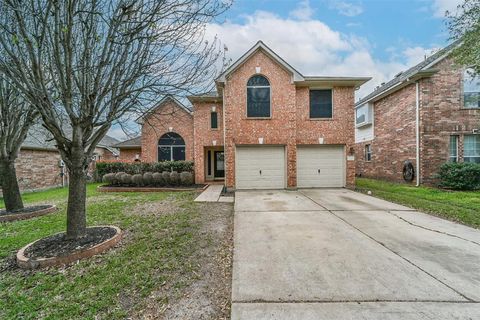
{"left": 121, "top": 173, "right": 133, "bottom": 185}
{"left": 180, "top": 172, "right": 194, "bottom": 186}
{"left": 437, "top": 162, "right": 480, "bottom": 190}
{"left": 162, "top": 171, "right": 171, "bottom": 185}
{"left": 143, "top": 172, "right": 154, "bottom": 185}
{"left": 102, "top": 173, "right": 115, "bottom": 184}
{"left": 132, "top": 174, "right": 143, "bottom": 186}
{"left": 170, "top": 171, "right": 180, "bottom": 186}
{"left": 152, "top": 172, "right": 164, "bottom": 186}
{"left": 95, "top": 160, "right": 194, "bottom": 182}
{"left": 114, "top": 172, "right": 126, "bottom": 185}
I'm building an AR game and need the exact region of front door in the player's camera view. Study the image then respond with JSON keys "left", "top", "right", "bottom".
{"left": 214, "top": 151, "right": 225, "bottom": 178}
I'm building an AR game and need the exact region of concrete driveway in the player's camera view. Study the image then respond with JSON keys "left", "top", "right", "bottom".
{"left": 231, "top": 188, "right": 480, "bottom": 319}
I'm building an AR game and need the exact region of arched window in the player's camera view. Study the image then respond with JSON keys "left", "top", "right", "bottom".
{"left": 158, "top": 132, "right": 186, "bottom": 161}
{"left": 247, "top": 75, "right": 270, "bottom": 117}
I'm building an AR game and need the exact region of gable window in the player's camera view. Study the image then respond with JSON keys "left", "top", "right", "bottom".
{"left": 463, "top": 69, "right": 480, "bottom": 109}
{"left": 211, "top": 111, "right": 218, "bottom": 129}
{"left": 310, "top": 89, "right": 333, "bottom": 118}
{"left": 158, "top": 132, "right": 186, "bottom": 161}
{"left": 449, "top": 136, "right": 458, "bottom": 162}
{"left": 365, "top": 144, "right": 372, "bottom": 162}
{"left": 464, "top": 135, "right": 480, "bottom": 163}
{"left": 247, "top": 75, "right": 270, "bottom": 118}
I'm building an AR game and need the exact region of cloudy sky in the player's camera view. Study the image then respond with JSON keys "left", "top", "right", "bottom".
{"left": 108, "top": 0, "right": 462, "bottom": 140}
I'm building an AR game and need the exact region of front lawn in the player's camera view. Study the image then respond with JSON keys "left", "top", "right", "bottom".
{"left": 356, "top": 178, "right": 480, "bottom": 228}
{"left": 0, "top": 184, "right": 233, "bottom": 319}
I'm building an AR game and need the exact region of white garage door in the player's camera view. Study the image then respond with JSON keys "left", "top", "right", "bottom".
{"left": 297, "top": 145, "right": 345, "bottom": 188}
{"left": 236, "top": 146, "right": 285, "bottom": 189}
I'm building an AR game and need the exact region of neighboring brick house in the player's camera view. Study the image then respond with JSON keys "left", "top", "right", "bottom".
{"left": 2, "top": 126, "right": 119, "bottom": 193}
{"left": 355, "top": 43, "right": 480, "bottom": 185}
{"left": 119, "top": 41, "right": 369, "bottom": 189}
{"left": 114, "top": 136, "right": 142, "bottom": 162}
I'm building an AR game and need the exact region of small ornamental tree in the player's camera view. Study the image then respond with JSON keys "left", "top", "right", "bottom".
{"left": 447, "top": 0, "right": 480, "bottom": 75}
{"left": 0, "top": 0, "right": 229, "bottom": 239}
{"left": 0, "top": 74, "right": 39, "bottom": 212}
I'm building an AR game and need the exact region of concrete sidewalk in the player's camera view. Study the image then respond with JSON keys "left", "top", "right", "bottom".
{"left": 231, "top": 189, "right": 480, "bottom": 319}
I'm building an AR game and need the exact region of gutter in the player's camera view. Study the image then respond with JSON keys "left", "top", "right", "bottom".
{"left": 415, "top": 81, "right": 420, "bottom": 186}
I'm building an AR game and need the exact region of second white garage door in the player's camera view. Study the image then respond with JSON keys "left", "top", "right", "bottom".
{"left": 236, "top": 146, "right": 285, "bottom": 189}
{"left": 297, "top": 145, "right": 345, "bottom": 188}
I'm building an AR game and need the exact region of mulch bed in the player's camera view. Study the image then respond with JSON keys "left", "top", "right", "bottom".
{"left": 97, "top": 184, "right": 207, "bottom": 193}
{"left": 0, "top": 205, "right": 57, "bottom": 222}
{"left": 24, "top": 227, "right": 117, "bottom": 259}
{"left": 0, "top": 205, "right": 51, "bottom": 216}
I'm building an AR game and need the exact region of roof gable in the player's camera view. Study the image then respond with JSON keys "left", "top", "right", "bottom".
{"left": 138, "top": 95, "right": 192, "bottom": 124}
{"left": 216, "top": 41, "right": 305, "bottom": 84}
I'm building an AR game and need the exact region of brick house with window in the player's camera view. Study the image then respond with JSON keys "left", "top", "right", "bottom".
{"left": 0, "top": 125, "right": 119, "bottom": 194}
{"left": 355, "top": 42, "right": 480, "bottom": 185}
{"left": 117, "top": 41, "right": 370, "bottom": 189}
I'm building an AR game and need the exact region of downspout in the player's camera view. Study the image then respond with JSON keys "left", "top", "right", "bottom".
{"left": 222, "top": 86, "right": 227, "bottom": 190}
{"left": 415, "top": 81, "right": 420, "bottom": 186}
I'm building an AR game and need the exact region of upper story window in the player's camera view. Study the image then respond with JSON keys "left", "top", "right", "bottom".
{"left": 464, "top": 135, "right": 480, "bottom": 163}
{"left": 247, "top": 75, "right": 270, "bottom": 118}
{"left": 463, "top": 69, "right": 480, "bottom": 109}
{"left": 211, "top": 111, "right": 218, "bottom": 129}
{"left": 356, "top": 103, "right": 373, "bottom": 127}
{"left": 309, "top": 89, "right": 333, "bottom": 118}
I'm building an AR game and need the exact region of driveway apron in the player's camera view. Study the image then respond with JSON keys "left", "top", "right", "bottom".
{"left": 232, "top": 189, "right": 480, "bottom": 320}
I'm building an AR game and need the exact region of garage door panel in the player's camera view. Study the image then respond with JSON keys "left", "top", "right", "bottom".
{"left": 236, "top": 146, "right": 285, "bottom": 189}
{"left": 297, "top": 146, "right": 345, "bottom": 188}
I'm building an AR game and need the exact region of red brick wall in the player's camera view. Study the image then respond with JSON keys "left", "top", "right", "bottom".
{"left": 193, "top": 102, "right": 223, "bottom": 184}
{"left": 14, "top": 149, "right": 64, "bottom": 191}
{"left": 118, "top": 148, "right": 142, "bottom": 162}
{"left": 420, "top": 57, "right": 480, "bottom": 184}
{"left": 220, "top": 49, "right": 356, "bottom": 189}
{"left": 296, "top": 86, "right": 356, "bottom": 187}
{"left": 355, "top": 84, "right": 417, "bottom": 183}
{"left": 355, "top": 56, "right": 480, "bottom": 185}
{"left": 141, "top": 100, "right": 194, "bottom": 163}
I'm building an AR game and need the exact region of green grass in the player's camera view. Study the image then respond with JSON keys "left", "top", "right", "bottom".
{"left": 0, "top": 184, "right": 208, "bottom": 319}
{"left": 356, "top": 178, "right": 480, "bottom": 228}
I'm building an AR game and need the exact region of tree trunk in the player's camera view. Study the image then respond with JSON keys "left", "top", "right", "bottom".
{"left": 66, "top": 165, "right": 87, "bottom": 240}
{"left": 0, "top": 159, "right": 24, "bottom": 212}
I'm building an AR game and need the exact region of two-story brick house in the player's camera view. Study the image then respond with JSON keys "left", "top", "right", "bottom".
{"left": 355, "top": 43, "right": 480, "bottom": 185}
{"left": 120, "top": 41, "right": 369, "bottom": 189}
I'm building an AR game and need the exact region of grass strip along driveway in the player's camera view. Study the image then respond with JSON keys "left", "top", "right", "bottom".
{"left": 0, "top": 184, "right": 233, "bottom": 319}
{"left": 356, "top": 178, "right": 480, "bottom": 228}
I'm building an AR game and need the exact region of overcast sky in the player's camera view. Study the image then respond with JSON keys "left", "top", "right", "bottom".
{"left": 108, "top": 0, "right": 463, "bottom": 140}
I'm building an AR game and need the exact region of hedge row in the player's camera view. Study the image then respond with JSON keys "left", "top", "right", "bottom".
{"left": 437, "top": 162, "right": 480, "bottom": 190}
{"left": 95, "top": 161, "right": 194, "bottom": 182}
{"left": 102, "top": 171, "right": 194, "bottom": 187}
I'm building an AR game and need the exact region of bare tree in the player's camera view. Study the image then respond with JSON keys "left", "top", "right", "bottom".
{"left": 0, "top": 0, "right": 229, "bottom": 239}
{"left": 447, "top": 0, "right": 480, "bottom": 75}
{"left": 0, "top": 74, "right": 38, "bottom": 212}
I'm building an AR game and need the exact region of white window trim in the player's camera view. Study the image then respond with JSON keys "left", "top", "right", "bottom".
{"left": 365, "top": 144, "right": 372, "bottom": 162}
{"left": 356, "top": 103, "right": 373, "bottom": 127}
{"left": 449, "top": 136, "right": 459, "bottom": 162}
{"left": 246, "top": 75, "right": 272, "bottom": 119}
{"left": 463, "top": 68, "right": 480, "bottom": 109}
{"left": 158, "top": 145, "right": 186, "bottom": 161}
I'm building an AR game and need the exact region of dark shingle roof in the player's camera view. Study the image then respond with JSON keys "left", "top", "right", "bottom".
{"left": 113, "top": 136, "right": 141, "bottom": 148}
{"left": 98, "top": 135, "right": 120, "bottom": 147}
{"left": 356, "top": 41, "right": 459, "bottom": 106}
